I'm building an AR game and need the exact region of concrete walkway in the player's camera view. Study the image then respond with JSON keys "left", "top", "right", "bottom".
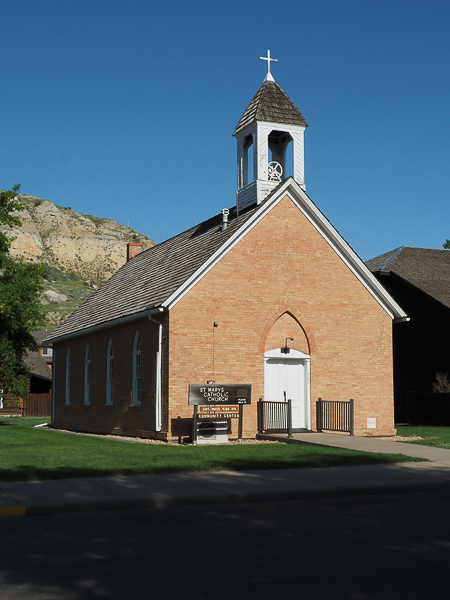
{"left": 258, "top": 431, "right": 450, "bottom": 464}
{"left": 2, "top": 433, "right": 450, "bottom": 517}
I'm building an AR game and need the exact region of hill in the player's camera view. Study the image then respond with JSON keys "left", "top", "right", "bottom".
{"left": 2, "top": 195, "right": 155, "bottom": 326}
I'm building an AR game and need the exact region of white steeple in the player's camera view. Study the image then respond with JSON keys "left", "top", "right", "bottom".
{"left": 233, "top": 52, "right": 308, "bottom": 213}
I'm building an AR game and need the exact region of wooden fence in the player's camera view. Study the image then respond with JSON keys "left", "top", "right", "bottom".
{"left": 22, "top": 393, "right": 52, "bottom": 417}
{"left": 1, "top": 392, "right": 51, "bottom": 417}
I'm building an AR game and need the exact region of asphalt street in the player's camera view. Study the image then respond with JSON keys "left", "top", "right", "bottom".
{"left": 1, "top": 490, "right": 450, "bottom": 600}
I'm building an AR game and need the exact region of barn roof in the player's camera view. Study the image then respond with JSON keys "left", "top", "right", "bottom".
{"left": 366, "top": 246, "right": 450, "bottom": 310}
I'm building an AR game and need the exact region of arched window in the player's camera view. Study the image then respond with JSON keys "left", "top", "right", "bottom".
{"left": 132, "top": 332, "right": 141, "bottom": 406}
{"left": 84, "top": 344, "right": 91, "bottom": 405}
{"left": 106, "top": 339, "right": 114, "bottom": 405}
{"left": 65, "top": 349, "right": 71, "bottom": 405}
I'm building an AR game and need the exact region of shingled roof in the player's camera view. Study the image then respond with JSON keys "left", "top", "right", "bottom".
{"left": 24, "top": 353, "right": 52, "bottom": 381}
{"left": 233, "top": 80, "right": 308, "bottom": 136}
{"left": 366, "top": 246, "right": 450, "bottom": 310}
{"left": 44, "top": 197, "right": 271, "bottom": 342}
{"left": 45, "top": 178, "right": 408, "bottom": 344}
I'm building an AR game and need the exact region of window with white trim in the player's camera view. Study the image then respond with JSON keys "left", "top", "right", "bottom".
{"left": 65, "top": 349, "right": 71, "bottom": 405}
{"left": 106, "top": 338, "right": 114, "bottom": 405}
{"left": 132, "top": 332, "right": 141, "bottom": 405}
{"left": 84, "top": 344, "right": 91, "bottom": 405}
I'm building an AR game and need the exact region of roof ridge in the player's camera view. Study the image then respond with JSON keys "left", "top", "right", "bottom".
{"left": 379, "top": 246, "right": 405, "bottom": 271}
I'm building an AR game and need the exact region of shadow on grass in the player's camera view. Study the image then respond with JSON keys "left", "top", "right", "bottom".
{"left": 0, "top": 419, "right": 19, "bottom": 427}
{"left": 0, "top": 451, "right": 424, "bottom": 482}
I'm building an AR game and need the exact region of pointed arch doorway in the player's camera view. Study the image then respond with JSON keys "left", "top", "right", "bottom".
{"left": 264, "top": 348, "right": 311, "bottom": 431}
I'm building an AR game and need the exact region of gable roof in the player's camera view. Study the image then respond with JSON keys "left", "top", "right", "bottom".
{"left": 366, "top": 246, "right": 450, "bottom": 310}
{"left": 33, "top": 329, "right": 53, "bottom": 346}
{"left": 24, "top": 353, "right": 52, "bottom": 381}
{"left": 44, "top": 198, "right": 267, "bottom": 343}
{"left": 233, "top": 80, "right": 308, "bottom": 136}
{"left": 45, "top": 178, "right": 407, "bottom": 344}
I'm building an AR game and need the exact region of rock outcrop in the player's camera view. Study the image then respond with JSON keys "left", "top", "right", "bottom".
{"left": 1, "top": 194, "right": 156, "bottom": 326}
{"left": 4, "top": 195, "right": 155, "bottom": 280}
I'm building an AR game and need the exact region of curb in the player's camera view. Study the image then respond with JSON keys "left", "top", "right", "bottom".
{"left": 6, "top": 480, "right": 450, "bottom": 517}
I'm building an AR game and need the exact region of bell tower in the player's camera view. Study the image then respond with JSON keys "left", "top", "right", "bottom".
{"left": 233, "top": 51, "right": 308, "bottom": 213}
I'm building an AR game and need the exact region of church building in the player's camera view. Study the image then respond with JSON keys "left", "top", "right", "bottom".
{"left": 46, "top": 53, "right": 407, "bottom": 440}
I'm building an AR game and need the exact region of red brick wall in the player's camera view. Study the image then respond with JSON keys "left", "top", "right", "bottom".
{"left": 53, "top": 316, "right": 162, "bottom": 438}
{"left": 166, "top": 195, "right": 395, "bottom": 437}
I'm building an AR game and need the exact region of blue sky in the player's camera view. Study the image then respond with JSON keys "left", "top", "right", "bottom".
{"left": 2, "top": 0, "right": 450, "bottom": 260}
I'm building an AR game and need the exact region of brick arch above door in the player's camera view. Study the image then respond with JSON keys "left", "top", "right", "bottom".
{"left": 258, "top": 302, "right": 317, "bottom": 355}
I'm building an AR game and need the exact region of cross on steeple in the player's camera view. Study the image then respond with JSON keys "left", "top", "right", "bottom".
{"left": 259, "top": 50, "right": 278, "bottom": 82}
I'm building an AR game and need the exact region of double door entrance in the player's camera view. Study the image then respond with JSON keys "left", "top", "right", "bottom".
{"left": 264, "top": 349, "right": 311, "bottom": 431}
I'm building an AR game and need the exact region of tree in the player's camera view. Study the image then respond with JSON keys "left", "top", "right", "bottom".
{"left": 443, "top": 240, "right": 450, "bottom": 249}
{"left": 432, "top": 372, "right": 450, "bottom": 393}
{"left": 0, "top": 185, "right": 48, "bottom": 397}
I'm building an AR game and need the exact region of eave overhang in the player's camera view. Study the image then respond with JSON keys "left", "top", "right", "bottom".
{"left": 44, "top": 307, "right": 165, "bottom": 345}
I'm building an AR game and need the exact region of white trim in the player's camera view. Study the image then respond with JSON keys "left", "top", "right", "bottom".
{"left": 264, "top": 348, "right": 310, "bottom": 359}
{"left": 235, "top": 120, "right": 306, "bottom": 144}
{"left": 51, "top": 349, "right": 56, "bottom": 422}
{"left": 264, "top": 348, "right": 311, "bottom": 430}
{"left": 148, "top": 314, "right": 162, "bottom": 431}
{"left": 163, "top": 178, "right": 407, "bottom": 320}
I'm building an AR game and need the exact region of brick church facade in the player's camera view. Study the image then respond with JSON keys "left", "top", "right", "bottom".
{"left": 46, "top": 57, "right": 407, "bottom": 440}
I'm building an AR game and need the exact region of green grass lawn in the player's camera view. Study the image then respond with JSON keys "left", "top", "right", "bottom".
{"left": 0, "top": 417, "right": 425, "bottom": 482}
{"left": 396, "top": 425, "right": 450, "bottom": 449}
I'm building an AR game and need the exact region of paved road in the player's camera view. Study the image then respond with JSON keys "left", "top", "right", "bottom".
{"left": 1, "top": 490, "right": 450, "bottom": 599}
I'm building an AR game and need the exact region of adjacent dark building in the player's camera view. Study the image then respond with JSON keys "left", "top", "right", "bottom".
{"left": 367, "top": 246, "right": 450, "bottom": 422}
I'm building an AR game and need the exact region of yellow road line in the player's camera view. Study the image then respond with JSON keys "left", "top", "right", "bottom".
{"left": 0, "top": 506, "right": 26, "bottom": 517}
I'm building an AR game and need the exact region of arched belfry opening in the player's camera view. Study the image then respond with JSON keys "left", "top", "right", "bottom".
{"left": 268, "top": 130, "right": 293, "bottom": 178}
{"left": 233, "top": 51, "right": 308, "bottom": 213}
{"left": 242, "top": 133, "right": 254, "bottom": 186}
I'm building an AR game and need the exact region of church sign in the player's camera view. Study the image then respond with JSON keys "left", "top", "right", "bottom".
{"left": 188, "top": 384, "right": 251, "bottom": 406}
{"left": 198, "top": 406, "right": 239, "bottom": 419}
{"left": 190, "top": 384, "right": 252, "bottom": 444}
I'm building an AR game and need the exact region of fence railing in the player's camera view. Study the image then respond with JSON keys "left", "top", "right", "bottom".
{"left": 316, "top": 398, "right": 354, "bottom": 436}
{"left": 258, "top": 399, "right": 293, "bottom": 437}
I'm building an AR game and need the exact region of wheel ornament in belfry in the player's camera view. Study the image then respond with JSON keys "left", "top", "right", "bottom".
{"left": 268, "top": 161, "right": 283, "bottom": 181}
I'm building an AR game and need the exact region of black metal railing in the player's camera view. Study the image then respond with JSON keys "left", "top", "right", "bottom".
{"left": 258, "top": 399, "right": 293, "bottom": 437}
{"left": 316, "top": 398, "right": 354, "bottom": 436}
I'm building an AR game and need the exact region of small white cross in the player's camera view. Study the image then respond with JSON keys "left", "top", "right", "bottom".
{"left": 260, "top": 50, "right": 278, "bottom": 76}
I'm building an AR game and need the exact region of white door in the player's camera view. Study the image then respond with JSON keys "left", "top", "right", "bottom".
{"left": 264, "top": 349, "right": 311, "bottom": 430}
